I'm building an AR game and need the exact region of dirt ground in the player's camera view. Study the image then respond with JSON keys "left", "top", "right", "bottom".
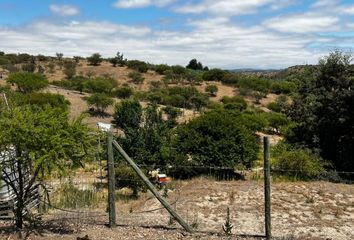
{"left": 1, "top": 178, "right": 352, "bottom": 240}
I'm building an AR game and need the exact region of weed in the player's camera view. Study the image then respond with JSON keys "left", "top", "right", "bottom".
{"left": 222, "top": 207, "right": 233, "bottom": 236}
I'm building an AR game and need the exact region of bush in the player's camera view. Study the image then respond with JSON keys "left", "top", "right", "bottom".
{"left": 221, "top": 73, "right": 239, "bottom": 85}
{"left": 202, "top": 68, "right": 226, "bottom": 81}
{"left": 7, "top": 72, "right": 48, "bottom": 93}
{"left": 265, "top": 112, "right": 289, "bottom": 134}
{"left": 63, "top": 61, "right": 76, "bottom": 79}
{"left": 19, "top": 92, "right": 70, "bottom": 110}
{"left": 267, "top": 102, "right": 281, "bottom": 112}
{"left": 126, "top": 60, "right": 148, "bottom": 73}
{"left": 272, "top": 142, "right": 326, "bottom": 180}
{"left": 174, "top": 109, "right": 259, "bottom": 168}
{"left": 115, "top": 165, "right": 145, "bottom": 196}
{"left": 270, "top": 81, "right": 297, "bottom": 94}
{"left": 205, "top": 85, "right": 218, "bottom": 97}
{"left": 128, "top": 71, "right": 144, "bottom": 84}
{"left": 221, "top": 96, "right": 247, "bottom": 111}
{"left": 86, "top": 93, "right": 114, "bottom": 114}
{"left": 115, "top": 86, "right": 134, "bottom": 99}
{"left": 154, "top": 64, "right": 171, "bottom": 75}
{"left": 87, "top": 53, "right": 103, "bottom": 66}
{"left": 84, "top": 77, "right": 117, "bottom": 94}
{"left": 113, "top": 99, "right": 142, "bottom": 130}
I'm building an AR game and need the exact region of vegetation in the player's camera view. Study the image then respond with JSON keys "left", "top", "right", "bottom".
{"left": 0, "top": 106, "right": 94, "bottom": 228}
{"left": 287, "top": 51, "right": 354, "bottom": 172}
{"left": 126, "top": 60, "right": 148, "bottom": 73}
{"left": 87, "top": 53, "right": 103, "bottom": 66}
{"left": 271, "top": 142, "right": 326, "bottom": 180}
{"left": 205, "top": 84, "right": 218, "bottom": 97}
{"left": 7, "top": 72, "right": 48, "bottom": 93}
{"left": 86, "top": 93, "right": 114, "bottom": 114}
{"left": 174, "top": 108, "right": 259, "bottom": 168}
{"left": 186, "top": 59, "right": 204, "bottom": 71}
{"left": 128, "top": 70, "right": 144, "bottom": 84}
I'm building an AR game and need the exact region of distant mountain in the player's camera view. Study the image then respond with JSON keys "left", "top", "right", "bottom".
{"left": 229, "top": 68, "right": 282, "bottom": 73}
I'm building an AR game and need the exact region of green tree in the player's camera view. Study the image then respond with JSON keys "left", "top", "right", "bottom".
{"left": 288, "top": 51, "right": 354, "bottom": 171}
{"left": 87, "top": 53, "right": 103, "bottom": 66}
{"left": 86, "top": 93, "right": 114, "bottom": 114}
{"left": 7, "top": 72, "right": 48, "bottom": 93}
{"left": 186, "top": 59, "right": 204, "bottom": 70}
{"left": 0, "top": 106, "right": 93, "bottom": 229}
{"left": 113, "top": 99, "right": 142, "bottom": 130}
{"left": 174, "top": 109, "right": 259, "bottom": 168}
{"left": 114, "top": 86, "right": 134, "bottom": 99}
{"left": 63, "top": 60, "right": 77, "bottom": 79}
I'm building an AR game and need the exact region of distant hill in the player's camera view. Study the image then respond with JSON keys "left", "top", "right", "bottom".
{"left": 229, "top": 68, "right": 282, "bottom": 73}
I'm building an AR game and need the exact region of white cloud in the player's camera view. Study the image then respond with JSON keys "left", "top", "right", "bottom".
{"left": 263, "top": 13, "right": 339, "bottom": 33}
{"left": 0, "top": 18, "right": 336, "bottom": 69}
{"left": 174, "top": 0, "right": 275, "bottom": 16}
{"left": 49, "top": 4, "right": 80, "bottom": 17}
{"left": 113, "top": 0, "right": 174, "bottom": 8}
{"left": 311, "top": 0, "right": 339, "bottom": 8}
{"left": 339, "top": 5, "right": 354, "bottom": 15}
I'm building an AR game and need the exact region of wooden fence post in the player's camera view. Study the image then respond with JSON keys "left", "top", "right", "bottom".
{"left": 112, "top": 140, "right": 194, "bottom": 233}
{"left": 107, "top": 131, "right": 116, "bottom": 227}
{"left": 264, "top": 136, "right": 272, "bottom": 239}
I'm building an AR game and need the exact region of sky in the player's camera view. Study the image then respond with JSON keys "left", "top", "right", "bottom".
{"left": 0, "top": 0, "right": 353, "bottom": 69}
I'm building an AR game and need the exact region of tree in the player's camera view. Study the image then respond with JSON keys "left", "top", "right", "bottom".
{"left": 109, "top": 58, "right": 119, "bottom": 67}
{"left": 113, "top": 99, "right": 142, "bottom": 130}
{"left": 186, "top": 59, "right": 204, "bottom": 70}
{"left": 0, "top": 106, "right": 93, "bottom": 229}
{"left": 7, "top": 72, "right": 48, "bottom": 93}
{"left": 63, "top": 61, "right": 77, "bottom": 79}
{"left": 114, "top": 86, "right": 134, "bottom": 99}
{"left": 205, "top": 85, "right": 218, "bottom": 97}
{"left": 87, "top": 53, "right": 103, "bottom": 66}
{"left": 288, "top": 50, "right": 354, "bottom": 171}
{"left": 174, "top": 109, "right": 259, "bottom": 168}
{"left": 56, "top": 53, "right": 63, "bottom": 62}
{"left": 86, "top": 93, "right": 114, "bottom": 114}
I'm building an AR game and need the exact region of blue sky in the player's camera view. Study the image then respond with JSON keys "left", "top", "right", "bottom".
{"left": 0, "top": 0, "right": 354, "bottom": 69}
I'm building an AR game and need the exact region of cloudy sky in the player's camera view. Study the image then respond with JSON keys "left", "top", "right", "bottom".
{"left": 0, "top": 0, "right": 353, "bottom": 69}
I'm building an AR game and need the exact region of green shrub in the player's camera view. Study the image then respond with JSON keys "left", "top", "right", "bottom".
{"left": 83, "top": 77, "right": 117, "bottom": 94}
{"left": 7, "top": 72, "right": 48, "bottom": 93}
{"left": 128, "top": 70, "right": 144, "bottom": 84}
{"left": 221, "top": 96, "right": 247, "bottom": 111}
{"left": 154, "top": 64, "right": 171, "bottom": 75}
{"left": 205, "top": 85, "right": 218, "bottom": 96}
{"left": 87, "top": 53, "right": 103, "bottom": 66}
{"left": 126, "top": 60, "right": 148, "bottom": 73}
{"left": 265, "top": 112, "right": 289, "bottom": 134}
{"left": 270, "top": 81, "right": 297, "bottom": 94}
{"left": 267, "top": 102, "right": 281, "bottom": 112}
{"left": 86, "top": 93, "right": 114, "bottom": 113}
{"left": 115, "top": 86, "right": 134, "bottom": 99}
{"left": 19, "top": 92, "right": 70, "bottom": 110}
{"left": 271, "top": 142, "right": 326, "bottom": 180}
{"left": 63, "top": 61, "right": 77, "bottom": 79}
{"left": 221, "top": 73, "right": 239, "bottom": 85}
{"left": 202, "top": 68, "right": 226, "bottom": 81}
{"left": 174, "top": 108, "right": 259, "bottom": 168}
{"left": 115, "top": 165, "right": 146, "bottom": 196}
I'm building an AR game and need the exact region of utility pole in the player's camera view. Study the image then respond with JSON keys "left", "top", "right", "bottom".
{"left": 107, "top": 131, "right": 116, "bottom": 227}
